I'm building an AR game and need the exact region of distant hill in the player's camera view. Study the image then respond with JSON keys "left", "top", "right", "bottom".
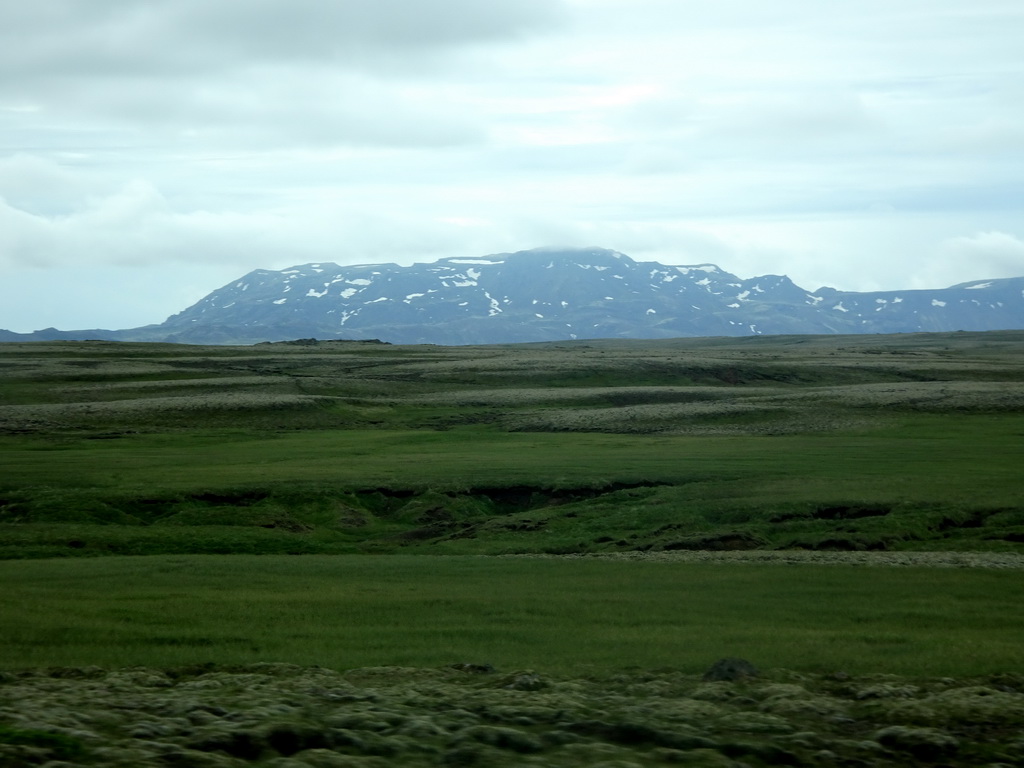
{"left": 3, "top": 247, "right": 1023, "bottom": 345}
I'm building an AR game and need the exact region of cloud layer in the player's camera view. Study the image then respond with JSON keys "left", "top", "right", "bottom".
{"left": 2, "top": 0, "right": 1023, "bottom": 331}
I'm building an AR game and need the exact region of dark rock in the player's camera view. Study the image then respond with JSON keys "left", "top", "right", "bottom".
{"left": 702, "top": 658, "right": 759, "bottom": 682}
{"left": 501, "top": 672, "right": 547, "bottom": 691}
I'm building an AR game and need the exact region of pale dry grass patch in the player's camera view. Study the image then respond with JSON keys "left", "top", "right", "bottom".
{"left": 500, "top": 379, "right": 1024, "bottom": 434}
{"left": 0, "top": 393, "right": 332, "bottom": 426}
{"left": 400, "top": 385, "right": 779, "bottom": 407}
{"left": 373, "top": 350, "right": 664, "bottom": 379}
{"left": 0, "top": 360, "right": 180, "bottom": 380}
{"left": 505, "top": 400, "right": 795, "bottom": 434}
{"left": 59, "top": 375, "right": 284, "bottom": 393}
{"left": 778, "top": 380, "right": 1024, "bottom": 410}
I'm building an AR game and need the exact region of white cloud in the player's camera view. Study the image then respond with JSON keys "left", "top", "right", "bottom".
{"left": 1, "top": 0, "right": 1023, "bottom": 332}
{"left": 0, "top": 1, "right": 560, "bottom": 154}
{"left": 919, "top": 231, "right": 1024, "bottom": 288}
{"left": 0, "top": 154, "right": 103, "bottom": 215}
{"left": 0, "top": 180, "right": 296, "bottom": 273}
{"left": 1, "top": 1, "right": 566, "bottom": 77}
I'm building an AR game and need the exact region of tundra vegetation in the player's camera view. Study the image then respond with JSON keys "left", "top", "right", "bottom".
{"left": 1, "top": 331, "right": 1023, "bottom": 766}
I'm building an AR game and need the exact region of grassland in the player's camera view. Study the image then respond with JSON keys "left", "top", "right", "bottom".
{"left": 1, "top": 331, "right": 1023, "bottom": 557}
{"left": 2, "top": 554, "right": 1023, "bottom": 676}
{"left": 2, "top": 332, "right": 1024, "bottom": 765}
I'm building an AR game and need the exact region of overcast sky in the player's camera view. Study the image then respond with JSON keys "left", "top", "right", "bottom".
{"left": 2, "top": 0, "right": 1023, "bottom": 332}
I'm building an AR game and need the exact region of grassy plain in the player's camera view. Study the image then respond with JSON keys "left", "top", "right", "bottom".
{"left": 2, "top": 333, "right": 1024, "bottom": 765}
{"left": 1, "top": 331, "right": 1023, "bottom": 557}
{"left": 2, "top": 554, "right": 1023, "bottom": 677}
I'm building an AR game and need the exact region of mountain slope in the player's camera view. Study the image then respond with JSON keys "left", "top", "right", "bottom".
{"left": 4, "top": 247, "right": 1024, "bottom": 345}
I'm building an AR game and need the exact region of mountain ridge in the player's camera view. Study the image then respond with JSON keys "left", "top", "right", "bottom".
{"left": 3, "top": 247, "right": 1023, "bottom": 345}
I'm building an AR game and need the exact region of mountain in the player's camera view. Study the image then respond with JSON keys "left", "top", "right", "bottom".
{"left": 3, "top": 247, "right": 1024, "bottom": 345}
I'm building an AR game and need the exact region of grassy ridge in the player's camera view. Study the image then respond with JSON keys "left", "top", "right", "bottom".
{"left": 2, "top": 554, "right": 1022, "bottom": 677}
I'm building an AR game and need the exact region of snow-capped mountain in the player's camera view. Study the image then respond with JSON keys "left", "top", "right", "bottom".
{"left": 4, "top": 247, "right": 1024, "bottom": 344}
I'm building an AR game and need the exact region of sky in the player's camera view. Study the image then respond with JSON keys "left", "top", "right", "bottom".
{"left": 2, "top": 0, "right": 1023, "bottom": 332}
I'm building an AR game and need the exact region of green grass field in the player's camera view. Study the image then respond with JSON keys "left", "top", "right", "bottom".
{"left": 2, "top": 411, "right": 1022, "bottom": 556}
{"left": 2, "top": 334, "right": 1024, "bottom": 765}
{"left": 1, "top": 332, "right": 1023, "bottom": 674}
{"left": 2, "top": 554, "right": 1022, "bottom": 677}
